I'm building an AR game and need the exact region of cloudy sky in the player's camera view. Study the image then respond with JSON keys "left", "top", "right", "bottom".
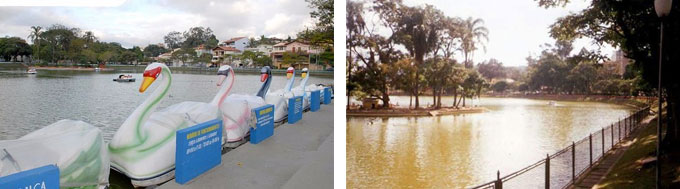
{"left": 365, "top": 0, "right": 615, "bottom": 67}
{"left": 0, "top": 0, "right": 315, "bottom": 48}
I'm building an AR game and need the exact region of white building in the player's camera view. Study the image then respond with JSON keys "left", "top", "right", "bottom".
{"left": 221, "top": 37, "right": 249, "bottom": 52}
{"left": 244, "top": 44, "right": 273, "bottom": 54}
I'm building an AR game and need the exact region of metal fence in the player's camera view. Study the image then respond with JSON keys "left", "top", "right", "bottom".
{"left": 470, "top": 106, "right": 651, "bottom": 189}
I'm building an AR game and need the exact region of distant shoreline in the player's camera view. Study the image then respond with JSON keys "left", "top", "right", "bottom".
{"left": 0, "top": 63, "right": 334, "bottom": 77}
{"left": 483, "top": 93, "right": 652, "bottom": 108}
{"left": 347, "top": 107, "right": 486, "bottom": 117}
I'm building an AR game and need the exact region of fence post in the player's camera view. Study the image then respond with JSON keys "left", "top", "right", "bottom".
{"left": 495, "top": 170, "right": 502, "bottom": 189}
{"left": 589, "top": 134, "right": 593, "bottom": 167}
{"left": 611, "top": 124, "right": 614, "bottom": 147}
{"left": 545, "top": 154, "right": 550, "bottom": 189}
{"left": 572, "top": 141, "right": 575, "bottom": 183}
{"left": 602, "top": 128, "right": 605, "bottom": 154}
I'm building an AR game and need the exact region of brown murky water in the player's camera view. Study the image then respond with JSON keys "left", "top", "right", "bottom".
{"left": 347, "top": 96, "right": 634, "bottom": 188}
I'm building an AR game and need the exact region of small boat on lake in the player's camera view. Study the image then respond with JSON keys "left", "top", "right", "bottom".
{"left": 548, "top": 101, "right": 557, "bottom": 106}
{"left": 26, "top": 68, "right": 37, "bottom": 74}
{"left": 113, "top": 74, "right": 135, "bottom": 82}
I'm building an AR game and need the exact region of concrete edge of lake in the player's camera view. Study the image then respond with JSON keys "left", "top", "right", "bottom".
{"left": 347, "top": 107, "right": 486, "bottom": 117}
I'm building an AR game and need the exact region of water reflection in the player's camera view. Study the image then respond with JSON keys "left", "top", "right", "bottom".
{"left": 347, "top": 97, "right": 634, "bottom": 188}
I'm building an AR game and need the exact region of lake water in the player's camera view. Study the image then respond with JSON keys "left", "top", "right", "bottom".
{"left": 0, "top": 69, "right": 332, "bottom": 141}
{"left": 347, "top": 96, "right": 635, "bottom": 188}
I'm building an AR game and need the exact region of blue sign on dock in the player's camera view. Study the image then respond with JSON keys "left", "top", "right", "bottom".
{"left": 323, "top": 87, "right": 332, "bottom": 104}
{"left": 175, "top": 119, "right": 223, "bottom": 184}
{"left": 288, "top": 96, "right": 303, "bottom": 124}
{"left": 310, "top": 90, "right": 321, "bottom": 112}
{"left": 0, "top": 165, "right": 59, "bottom": 189}
{"left": 250, "top": 104, "right": 275, "bottom": 144}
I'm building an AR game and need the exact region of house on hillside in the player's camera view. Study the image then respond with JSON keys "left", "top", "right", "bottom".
{"left": 212, "top": 46, "right": 242, "bottom": 67}
{"left": 194, "top": 44, "right": 212, "bottom": 57}
{"left": 245, "top": 44, "right": 273, "bottom": 54}
{"left": 271, "top": 41, "right": 322, "bottom": 69}
{"left": 221, "top": 37, "right": 249, "bottom": 51}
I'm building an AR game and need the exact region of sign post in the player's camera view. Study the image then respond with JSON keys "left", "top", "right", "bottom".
{"left": 250, "top": 104, "right": 275, "bottom": 144}
{"left": 175, "top": 119, "right": 222, "bottom": 184}
{"left": 288, "top": 96, "right": 303, "bottom": 124}
{"left": 0, "top": 165, "right": 59, "bottom": 189}
{"left": 310, "top": 90, "right": 321, "bottom": 112}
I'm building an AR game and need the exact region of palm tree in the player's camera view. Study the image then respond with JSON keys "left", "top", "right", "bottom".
{"left": 83, "top": 31, "right": 96, "bottom": 44}
{"left": 460, "top": 17, "right": 489, "bottom": 69}
{"left": 28, "top": 26, "right": 42, "bottom": 64}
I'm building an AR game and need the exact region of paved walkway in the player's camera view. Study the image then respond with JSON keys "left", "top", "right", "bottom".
{"left": 160, "top": 102, "right": 334, "bottom": 189}
{"left": 571, "top": 115, "right": 655, "bottom": 189}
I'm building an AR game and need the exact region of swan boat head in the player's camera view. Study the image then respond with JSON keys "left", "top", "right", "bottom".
{"left": 300, "top": 67, "right": 308, "bottom": 79}
{"left": 284, "top": 67, "right": 296, "bottom": 91}
{"left": 257, "top": 66, "right": 272, "bottom": 98}
{"left": 139, "top": 63, "right": 166, "bottom": 93}
{"left": 216, "top": 65, "right": 233, "bottom": 87}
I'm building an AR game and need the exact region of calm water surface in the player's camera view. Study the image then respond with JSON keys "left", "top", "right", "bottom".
{"left": 0, "top": 70, "right": 332, "bottom": 141}
{"left": 347, "top": 96, "right": 634, "bottom": 188}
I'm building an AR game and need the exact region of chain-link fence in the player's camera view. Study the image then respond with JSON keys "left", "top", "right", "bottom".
{"left": 469, "top": 106, "right": 651, "bottom": 189}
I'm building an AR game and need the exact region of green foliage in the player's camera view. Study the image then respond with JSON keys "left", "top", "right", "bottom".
{"left": 181, "top": 27, "right": 216, "bottom": 48}
{"left": 298, "top": 0, "right": 333, "bottom": 48}
{"left": 492, "top": 81, "right": 508, "bottom": 93}
{"left": 163, "top": 31, "right": 183, "bottom": 49}
{"left": 0, "top": 36, "right": 32, "bottom": 62}
{"left": 477, "top": 58, "right": 505, "bottom": 79}
{"left": 143, "top": 44, "right": 168, "bottom": 57}
{"left": 281, "top": 52, "right": 307, "bottom": 67}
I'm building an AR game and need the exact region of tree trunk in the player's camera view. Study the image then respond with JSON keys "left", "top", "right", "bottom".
{"left": 453, "top": 89, "right": 458, "bottom": 107}
{"left": 433, "top": 88, "right": 437, "bottom": 108}
{"left": 463, "top": 96, "right": 466, "bottom": 107}
{"left": 415, "top": 72, "right": 420, "bottom": 109}
{"left": 409, "top": 95, "right": 412, "bottom": 109}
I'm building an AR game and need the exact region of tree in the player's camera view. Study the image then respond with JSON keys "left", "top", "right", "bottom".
{"left": 182, "top": 27, "right": 215, "bottom": 48}
{"left": 28, "top": 26, "right": 42, "bottom": 63}
{"left": 298, "top": 0, "right": 334, "bottom": 47}
{"left": 460, "top": 17, "right": 489, "bottom": 68}
{"left": 478, "top": 58, "right": 505, "bottom": 80}
{"left": 373, "top": 1, "right": 446, "bottom": 109}
{"left": 281, "top": 52, "right": 306, "bottom": 68}
{"left": 143, "top": 44, "right": 169, "bottom": 57}
{"left": 543, "top": 0, "right": 680, "bottom": 146}
{"left": 567, "top": 61, "right": 597, "bottom": 94}
{"left": 347, "top": 0, "right": 366, "bottom": 108}
{"left": 0, "top": 37, "right": 32, "bottom": 62}
{"left": 83, "top": 31, "right": 97, "bottom": 44}
{"left": 492, "top": 81, "right": 508, "bottom": 94}
{"left": 172, "top": 47, "right": 195, "bottom": 64}
{"left": 164, "top": 31, "right": 184, "bottom": 49}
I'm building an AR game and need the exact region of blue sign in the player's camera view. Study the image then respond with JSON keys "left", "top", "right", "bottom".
{"left": 288, "top": 96, "right": 303, "bottom": 124}
{"left": 310, "top": 90, "right": 321, "bottom": 112}
{"left": 0, "top": 165, "right": 59, "bottom": 189}
{"left": 323, "top": 87, "right": 332, "bottom": 104}
{"left": 250, "top": 104, "right": 275, "bottom": 144}
{"left": 175, "top": 119, "right": 223, "bottom": 184}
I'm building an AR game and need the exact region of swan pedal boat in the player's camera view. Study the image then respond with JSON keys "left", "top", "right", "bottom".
{"left": 108, "top": 63, "right": 221, "bottom": 187}
{"left": 265, "top": 67, "right": 297, "bottom": 123}
{"left": 0, "top": 120, "right": 110, "bottom": 189}
{"left": 220, "top": 66, "right": 271, "bottom": 148}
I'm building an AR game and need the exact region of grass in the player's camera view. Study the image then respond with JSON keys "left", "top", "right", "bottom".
{"left": 595, "top": 117, "right": 680, "bottom": 188}
{"left": 595, "top": 119, "right": 658, "bottom": 188}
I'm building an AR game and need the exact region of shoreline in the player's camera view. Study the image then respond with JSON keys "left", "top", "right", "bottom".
{"left": 347, "top": 94, "right": 651, "bottom": 117}
{"left": 347, "top": 107, "right": 486, "bottom": 117}
{"left": 484, "top": 93, "right": 651, "bottom": 108}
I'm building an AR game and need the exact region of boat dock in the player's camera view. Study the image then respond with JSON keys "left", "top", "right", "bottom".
{"left": 160, "top": 102, "right": 334, "bottom": 189}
